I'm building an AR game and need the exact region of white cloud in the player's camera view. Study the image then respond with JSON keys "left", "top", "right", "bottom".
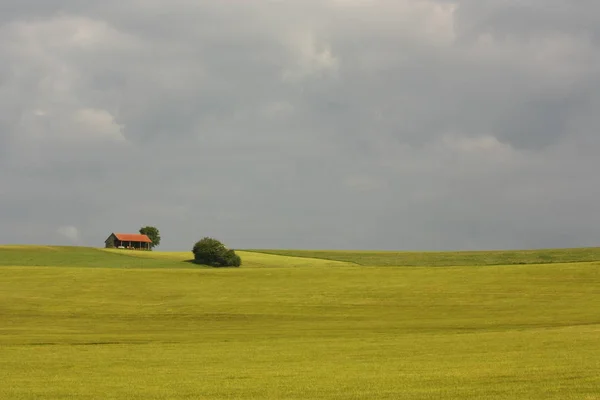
{"left": 440, "top": 133, "right": 514, "bottom": 155}
{"left": 4, "top": 15, "right": 138, "bottom": 52}
{"left": 0, "top": 15, "right": 137, "bottom": 147}
{"left": 57, "top": 225, "right": 80, "bottom": 243}
{"left": 331, "top": 0, "right": 457, "bottom": 45}
{"left": 72, "top": 108, "right": 126, "bottom": 142}
{"left": 282, "top": 31, "right": 339, "bottom": 81}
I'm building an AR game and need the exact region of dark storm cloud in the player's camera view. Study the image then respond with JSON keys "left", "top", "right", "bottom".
{"left": 1, "top": 0, "right": 600, "bottom": 250}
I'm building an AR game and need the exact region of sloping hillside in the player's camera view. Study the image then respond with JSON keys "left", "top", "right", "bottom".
{"left": 0, "top": 246, "right": 182, "bottom": 268}
{"left": 0, "top": 246, "right": 352, "bottom": 269}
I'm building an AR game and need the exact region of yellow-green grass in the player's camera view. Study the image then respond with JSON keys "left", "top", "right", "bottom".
{"left": 102, "top": 248, "right": 352, "bottom": 268}
{"left": 0, "top": 246, "right": 352, "bottom": 269}
{"left": 1, "top": 246, "right": 600, "bottom": 399}
{"left": 5, "top": 245, "right": 600, "bottom": 269}
{"left": 250, "top": 247, "right": 600, "bottom": 266}
{"left": 0, "top": 245, "right": 178, "bottom": 268}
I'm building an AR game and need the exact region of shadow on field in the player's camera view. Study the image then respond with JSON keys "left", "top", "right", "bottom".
{"left": 182, "top": 259, "right": 217, "bottom": 268}
{"left": 183, "top": 259, "right": 202, "bottom": 266}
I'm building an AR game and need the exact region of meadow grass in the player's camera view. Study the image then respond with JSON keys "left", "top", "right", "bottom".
{"left": 0, "top": 245, "right": 178, "bottom": 268}
{"left": 250, "top": 247, "right": 600, "bottom": 266}
{"left": 0, "top": 246, "right": 352, "bottom": 269}
{"left": 1, "top": 246, "right": 599, "bottom": 399}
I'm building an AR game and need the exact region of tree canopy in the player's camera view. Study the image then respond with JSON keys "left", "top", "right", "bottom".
{"left": 139, "top": 226, "right": 161, "bottom": 249}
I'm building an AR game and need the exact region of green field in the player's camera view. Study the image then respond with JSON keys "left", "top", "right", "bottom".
{"left": 251, "top": 247, "right": 600, "bottom": 266}
{"left": 1, "top": 245, "right": 599, "bottom": 399}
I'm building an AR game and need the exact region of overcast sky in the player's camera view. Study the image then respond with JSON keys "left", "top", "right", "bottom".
{"left": 1, "top": 0, "right": 600, "bottom": 251}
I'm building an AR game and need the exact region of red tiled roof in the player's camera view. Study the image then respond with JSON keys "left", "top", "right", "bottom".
{"left": 113, "top": 233, "right": 152, "bottom": 243}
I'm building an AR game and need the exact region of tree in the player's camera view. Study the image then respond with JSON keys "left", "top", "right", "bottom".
{"left": 192, "top": 237, "right": 241, "bottom": 267}
{"left": 139, "top": 226, "right": 161, "bottom": 250}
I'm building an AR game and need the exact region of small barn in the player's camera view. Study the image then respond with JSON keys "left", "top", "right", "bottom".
{"left": 105, "top": 233, "right": 152, "bottom": 250}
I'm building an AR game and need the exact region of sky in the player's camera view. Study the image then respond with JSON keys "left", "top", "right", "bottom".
{"left": 1, "top": 0, "right": 600, "bottom": 251}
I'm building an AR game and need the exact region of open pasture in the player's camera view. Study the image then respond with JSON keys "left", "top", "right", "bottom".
{"left": 1, "top": 246, "right": 599, "bottom": 399}
{"left": 251, "top": 247, "right": 600, "bottom": 266}
{"left": 0, "top": 246, "right": 351, "bottom": 269}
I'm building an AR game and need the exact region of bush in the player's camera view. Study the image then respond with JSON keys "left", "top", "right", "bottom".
{"left": 192, "top": 237, "right": 241, "bottom": 267}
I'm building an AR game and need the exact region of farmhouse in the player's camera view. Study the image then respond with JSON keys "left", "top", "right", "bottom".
{"left": 105, "top": 233, "right": 152, "bottom": 250}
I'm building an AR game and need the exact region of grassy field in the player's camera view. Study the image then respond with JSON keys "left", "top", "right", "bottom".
{"left": 1, "top": 246, "right": 599, "bottom": 399}
{"left": 251, "top": 247, "right": 600, "bottom": 266}
{"left": 0, "top": 246, "right": 351, "bottom": 269}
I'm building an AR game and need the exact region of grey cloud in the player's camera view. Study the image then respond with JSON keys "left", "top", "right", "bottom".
{"left": 1, "top": 0, "right": 600, "bottom": 250}
{"left": 455, "top": 1, "right": 600, "bottom": 42}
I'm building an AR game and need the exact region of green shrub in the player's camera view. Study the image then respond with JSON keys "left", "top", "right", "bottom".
{"left": 220, "top": 249, "right": 241, "bottom": 267}
{"left": 192, "top": 237, "right": 241, "bottom": 267}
